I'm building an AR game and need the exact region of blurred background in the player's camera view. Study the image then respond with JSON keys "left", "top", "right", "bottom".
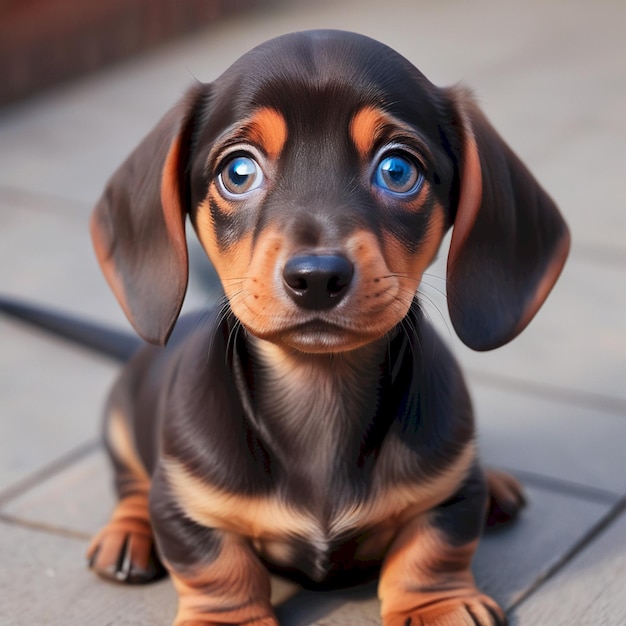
{"left": 1, "top": 0, "right": 623, "bottom": 405}
{"left": 0, "top": 1, "right": 625, "bottom": 624}
{"left": 0, "top": 0, "right": 264, "bottom": 106}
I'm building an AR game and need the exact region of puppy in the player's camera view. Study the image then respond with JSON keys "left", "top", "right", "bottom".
{"left": 87, "top": 30, "right": 569, "bottom": 626}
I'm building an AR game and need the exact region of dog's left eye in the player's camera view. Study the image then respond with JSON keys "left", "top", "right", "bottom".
{"left": 374, "top": 153, "right": 423, "bottom": 195}
{"left": 218, "top": 155, "right": 264, "bottom": 196}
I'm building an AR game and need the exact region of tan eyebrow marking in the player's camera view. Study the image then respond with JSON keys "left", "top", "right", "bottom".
{"left": 350, "top": 106, "right": 390, "bottom": 158}
{"left": 246, "top": 107, "right": 288, "bottom": 159}
{"left": 350, "top": 106, "right": 433, "bottom": 166}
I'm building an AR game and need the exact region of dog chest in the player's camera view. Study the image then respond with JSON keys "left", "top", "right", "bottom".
{"left": 163, "top": 439, "right": 474, "bottom": 581}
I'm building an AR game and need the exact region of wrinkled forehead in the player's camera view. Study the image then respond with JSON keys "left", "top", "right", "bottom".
{"left": 209, "top": 30, "right": 447, "bottom": 136}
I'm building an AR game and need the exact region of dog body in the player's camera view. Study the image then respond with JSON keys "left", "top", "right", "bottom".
{"left": 87, "top": 31, "right": 569, "bottom": 626}
{"left": 100, "top": 305, "right": 475, "bottom": 582}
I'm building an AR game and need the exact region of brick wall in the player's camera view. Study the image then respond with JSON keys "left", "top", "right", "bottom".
{"left": 0, "top": 0, "right": 269, "bottom": 105}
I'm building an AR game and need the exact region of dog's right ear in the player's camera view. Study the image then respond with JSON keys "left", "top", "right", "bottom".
{"left": 444, "top": 89, "right": 570, "bottom": 351}
{"left": 91, "top": 84, "right": 209, "bottom": 345}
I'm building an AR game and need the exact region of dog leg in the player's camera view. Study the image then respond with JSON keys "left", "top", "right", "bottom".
{"left": 88, "top": 405, "right": 165, "bottom": 583}
{"left": 379, "top": 465, "right": 507, "bottom": 626}
{"left": 150, "top": 469, "right": 277, "bottom": 626}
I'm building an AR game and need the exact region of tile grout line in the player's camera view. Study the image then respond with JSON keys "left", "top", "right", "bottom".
{"left": 494, "top": 465, "right": 621, "bottom": 506}
{"left": 0, "top": 438, "right": 101, "bottom": 507}
{"left": 0, "top": 511, "right": 91, "bottom": 541}
{"left": 508, "top": 493, "right": 626, "bottom": 612}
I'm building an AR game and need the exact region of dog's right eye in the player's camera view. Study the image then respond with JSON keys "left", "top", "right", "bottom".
{"left": 218, "top": 155, "right": 264, "bottom": 197}
{"left": 373, "top": 153, "right": 423, "bottom": 196}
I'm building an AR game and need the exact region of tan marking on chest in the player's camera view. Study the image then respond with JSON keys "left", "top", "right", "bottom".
{"left": 328, "top": 442, "right": 475, "bottom": 538}
{"left": 165, "top": 458, "right": 319, "bottom": 540}
{"left": 164, "top": 442, "right": 475, "bottom": 550}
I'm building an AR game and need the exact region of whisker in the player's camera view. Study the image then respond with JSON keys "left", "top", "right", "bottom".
{"left": 416, "top": 291, "right": 454, "bottom": 345}
{"left": 395, "top": 286, "right": 422, "bottom": 299}
{"left": 418, "top": 280, "right": 449, "bottom": 302}
{"left": 394, "top": 299, "right": 420, "bottom": 364}
{"left": 190, "top": 308, "right": 215, "bottom": 344}
{"left": 421, "top": 272, "right": 449, "bottom": 284}
{"left": 380, "top": 273, "right": 421, "bottom": 283}
{"left": 206, "top": 298, "right": 233, "bottom": 365}
{"left": 381, "top": 271, "right": 452, "bottom": 305}
{"left": 414, "top": 299, "right": 446, "bottom": 362}
{"left": 420, "top": 273, "right": 468, "bottom": 320}
{"left": 225, "top": 317, "right": 242, "bottom": 368}
{"left": 400, "top": 315, "right": 418, "bottom": 364}
{"left": 220, "top": 277, "right": 247, "bottom": 285}
{"left": 385, "top": 329, "right": 393, "bottom": 377}
{"left": 381, "top": 270, "right": 448, "bottom": 285}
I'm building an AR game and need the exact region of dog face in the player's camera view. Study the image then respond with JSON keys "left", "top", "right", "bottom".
{"left": 91, "top": 30, "right": 569, "bottom": 352}
{"left": 189, "top": 34, "right": 457, "bottom": 353}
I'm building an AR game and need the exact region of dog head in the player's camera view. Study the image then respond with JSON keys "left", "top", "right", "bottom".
{"left": 91, "top": 30, "right": 569, "bottom": 352}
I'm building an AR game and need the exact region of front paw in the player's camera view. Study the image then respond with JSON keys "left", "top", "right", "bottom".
{"left": 87, "top": 517, "right": 165, "bottom": 584}
{"left": 384, "top": 594, "right": 507, "bottom": 626}
{"left": 87, "top": 492, "right": 166, "bottom": 584}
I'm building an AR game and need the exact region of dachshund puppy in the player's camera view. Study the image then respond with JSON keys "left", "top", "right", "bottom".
{"left": 87, "top": 30, "right": 569, "bottom": 626}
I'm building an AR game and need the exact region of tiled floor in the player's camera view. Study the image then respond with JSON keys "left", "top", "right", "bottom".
{"left": 1, "top": 0, "right": 625, "bottom": 623}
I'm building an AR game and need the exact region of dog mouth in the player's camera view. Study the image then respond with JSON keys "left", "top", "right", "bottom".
{"left": 291, "top": 319, "right": 346, "bottom": 332}
{"left": 258, "top": 317, "right": 386, "bottom": 353}
{"left": 233, "top": 285, "right": 412, "bottom": 353}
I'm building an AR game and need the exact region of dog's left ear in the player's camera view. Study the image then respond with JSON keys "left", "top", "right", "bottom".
{"left": 445, "top": 90, "right": 570, "bottom": 351}
{"left": 91, "top": 84, "right": 208, "bottom": 345}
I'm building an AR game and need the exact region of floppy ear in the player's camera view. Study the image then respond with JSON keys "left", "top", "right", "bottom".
{"left": 445, "top": 90, "right": 570, "bottom": 351}
{"left": 90, "top": 84, "right": 208, "bottom": 345}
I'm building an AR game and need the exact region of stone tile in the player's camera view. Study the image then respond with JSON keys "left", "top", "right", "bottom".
{"left": 0, "top": 458, "right": 297, "bottom": 626}
{"left": 0, "top": 201, "right": 221, "bottom": 499}
{"left": 0, "top": 192, "right": 217, "bottom": 329}
{"left": 0, "top": 520, "right": 298, "bottom": 625}
{"left": 511, "top": 507, "right": 626, "bottom": 625}
{"left": 0, "top": 194, "right": 129, "bottom": 329}
{"left": 0, "top": 521, "right": 177, "bottom": 625}
{"left": 534, "top": 116, "right": 626, "bottom": 254}
{"left": 0, "top": 518, "right": 294, "bottom": 624}
{"left": 0, "top": 318, "right": 118, "bottom": 496}
{"left": 278, "top": 583, "right": 379, "bottom": 626}
{"left": 474, "top": 383, "right": 626, "bottom": 495}
{"left": 1, "top": 449, "right": 115, "bottom": 537}
{"left": 0, "top": 58, "right": 195, "bottom": 207}
{"left": 473, "top": 486, "right": 612, "bottom": 610}
{"left": 421, "top": 248, "right": 626, "bottom": 405}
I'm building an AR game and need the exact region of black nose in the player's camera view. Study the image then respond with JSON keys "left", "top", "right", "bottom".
{"left": 283, "top": 254, "right": 354, "bottom": 310}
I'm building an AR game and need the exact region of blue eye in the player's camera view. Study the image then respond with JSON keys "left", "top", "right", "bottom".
{"left": 374, "top": 153, "right": 423, "bottom": 195}
{"left": 218, "top": 155, "right": 264, "bottom": 196}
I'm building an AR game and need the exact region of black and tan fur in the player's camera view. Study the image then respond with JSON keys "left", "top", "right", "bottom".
{"left": 86, "top": 30, "right": 569, "bottom": 626}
